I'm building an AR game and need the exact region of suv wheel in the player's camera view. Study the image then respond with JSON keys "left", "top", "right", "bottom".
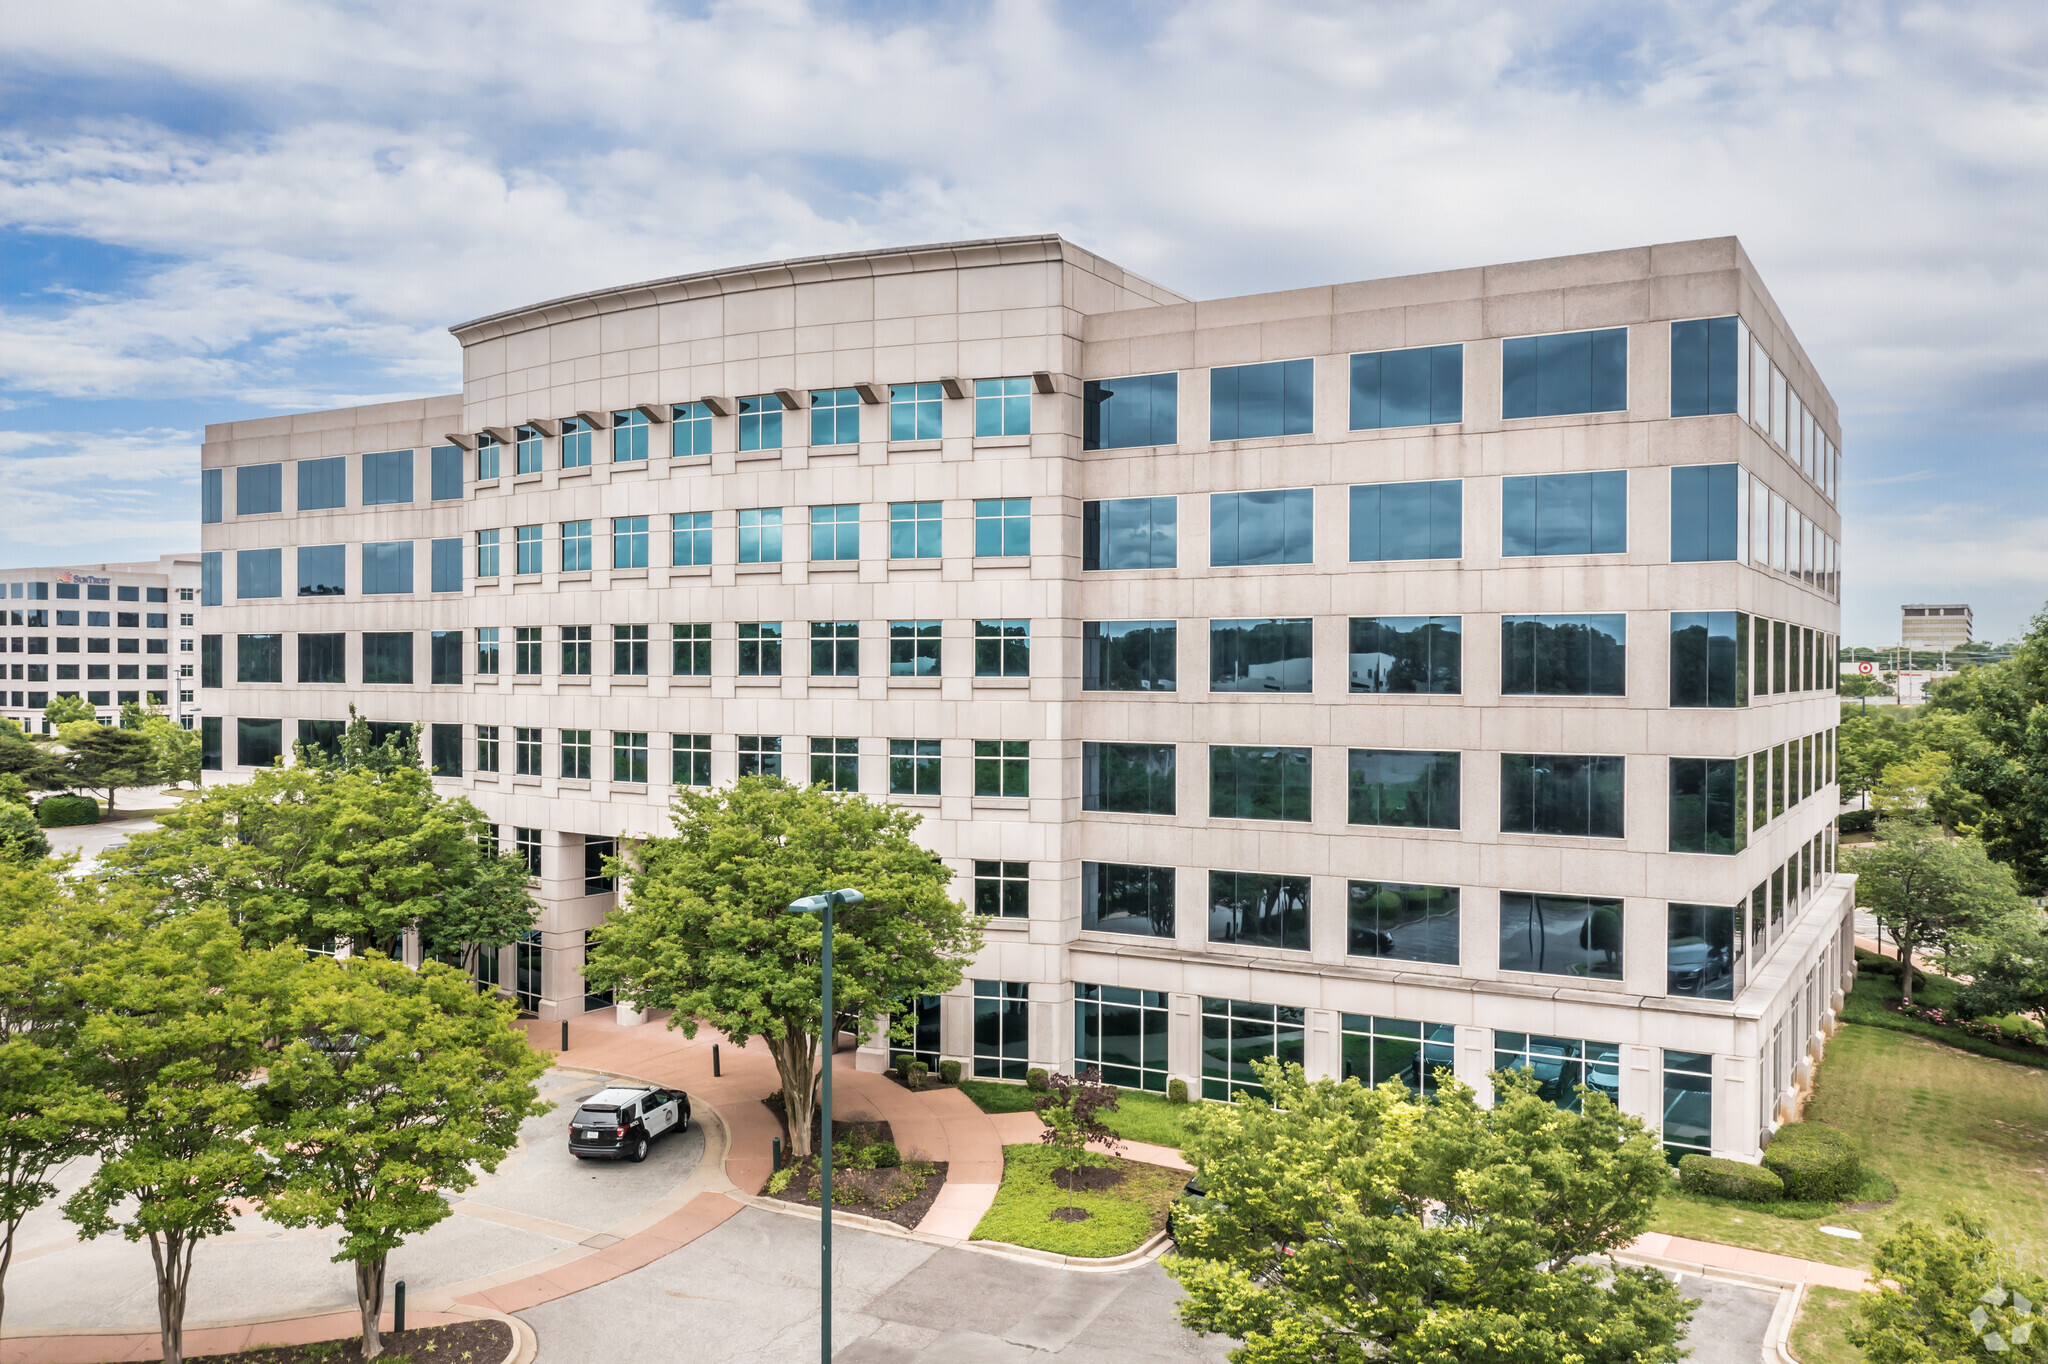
{"left": 629, "top": 1135, "right": 649, "bottom": 1163}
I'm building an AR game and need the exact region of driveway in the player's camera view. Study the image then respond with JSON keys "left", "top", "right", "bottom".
{"left": 8, "top": 1069, "right": 704, "bottom": 1334}
{"left": 520, "top": 1208, "right": 1778, "bottom": 1363}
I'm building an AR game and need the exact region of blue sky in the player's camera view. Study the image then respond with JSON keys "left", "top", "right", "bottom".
{"left": 3, "top": 0, "right": 2044, "bottom": 644}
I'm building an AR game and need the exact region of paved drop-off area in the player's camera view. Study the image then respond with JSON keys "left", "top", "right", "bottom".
{"left": 520, "top": 1208, "right": 1778, "bottom": 1363}
{"left": 6, "top": 1070, "right": 701, "bottom": 1334}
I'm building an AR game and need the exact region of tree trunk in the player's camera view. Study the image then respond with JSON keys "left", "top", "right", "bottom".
{"left": 1898, "top": 937, "right": 1917, "bottom": 1007}
{"left": 356, "top": 1254, "right": 387, "bottom": 1358}
{"left": 145, "top": 1229, "right": 195, "bottom": 1364}
{"left": 1, "top": 1213, "right": 15, "bottom": 1336}
{"left": 766, "top": 1027, "right": 821, "bottom": 1156}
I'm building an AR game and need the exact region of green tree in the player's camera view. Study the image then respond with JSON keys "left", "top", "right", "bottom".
{"left": 583, "top": 777, "right": 980, "bottom": 1157}
{"left": 1954, "top": 917, "right": 2048, "bottom": 1023}
{"left": 258, "top": 955, "right": 548, "bottom": 1359}
{"left": 0, "top": 861, "right": 121, "bottom": 1333}
{"left": 1839, "top": 673, "right": 1893, "bottom": 699}
{"left": 1167, "top": 1061, "right": 1689, "bottom": 1364}
{"left": 1928, "top": 606, "right": 2048, "bottom": 890}
{"left": 0, "top": 792, "right": 47, "bottom": 866}
{"left": 140, "top": 713, "right": 201, "bottom": 790}
{"left": 102, "top": 762, "right": 535, "bottom": 964}
{"left": 64, "top": 908, "right": 298, "bottom": 1364}
{"left": 58, "top": 723, "right": 158, "bottom": 815}
{"left": 0, "top": 727, "right": 65, "bottom": 796}
{"left": 1849, "top": 1209, "right": 2048, "bottom": 1362}
{"left": 41, "top": 695, "right": 93, "bottom": 728}
{"left": 1846, "top": 820, "right": 2032, "bottom": 1005}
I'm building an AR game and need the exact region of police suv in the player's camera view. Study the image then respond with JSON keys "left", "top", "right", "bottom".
{"left": 567, "top": 1085, "right": 691, "bottom": 1162}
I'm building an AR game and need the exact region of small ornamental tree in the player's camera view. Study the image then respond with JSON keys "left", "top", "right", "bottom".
{"left": 1849, "top": 1209, "right": 2048, "bottom": 1363}
{"left": 584, "top": 777, "right": 981, "bottom": 1157}
{"left": 141, "top": 714, "right": 201, "bottom": 790}
{"left": 1035, "top": 1068, "right": 1126, "bottom": 1187}
{"left": 64, "top": 908, "right": 299, "bottom": 1364}
{"left": 258, "top": 955, "right": 548, "bottom": 1359}
{"left": 58, "top": 723, "right": 157, "bottom": 816}
{"left": 1167, "top": 1060, "right": 1690, "bottom": 1364}
{"left": 0, "top": 860, "right": 122, "bottom": 1334}
{"left": 41, "top": 695, "right": 93, "bottom": 728}
{"left": 1847, "top": 820, "right": 2031, "bottom": 1006}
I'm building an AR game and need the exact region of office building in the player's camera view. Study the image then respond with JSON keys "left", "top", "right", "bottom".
{"left": 1900, "top": 603, "right": 1971, "bottom": 651}
{"left": 2, "top": 555, "right": 204, "bottom": 732}
{"left": 198, "top": 235, "right": 1851, "bottom": 1162}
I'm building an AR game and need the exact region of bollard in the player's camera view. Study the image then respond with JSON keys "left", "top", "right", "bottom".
{"left": 561, "top": 1020, "right": 568, "bottom": 1052}
{"left": 713, "top": 1043, "right": 721, "bottom": 1077}
{"left": 394, "top": 1280, "right": 406, "bottom": 1335}
{"left": 773, "top": 1137, "right": 782, "bottom": 1172}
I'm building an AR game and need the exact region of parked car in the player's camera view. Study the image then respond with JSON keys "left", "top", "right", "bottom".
{"left": 1167, "top": 1176, "right": 1210, "bottom": 1241}
{"left": 568, "top": 1085, "right": 691, "bottom": 1162}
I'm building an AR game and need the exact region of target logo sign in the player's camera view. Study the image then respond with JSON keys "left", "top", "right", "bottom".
{"left": 1856, "top": 661, "right": 1876, "bottom": 675}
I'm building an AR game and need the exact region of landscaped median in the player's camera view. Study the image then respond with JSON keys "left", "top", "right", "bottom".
{"left": 969, "top": 1144, "right": 1187, "bottom": 1257}
{"left": 957, "top": 1077, "right": 1203, "bottom": 1149}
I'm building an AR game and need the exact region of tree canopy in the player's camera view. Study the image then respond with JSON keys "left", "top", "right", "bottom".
{"left": 57, "top": 723, "right": 157, "bottom": 815}
{"left": 1849, "top": 1209, "right": 2048, "bottom": 1362}
{"left": 1165, "top": 1061, "right": 1690, "bottom": 1364}
{"left": 1926, "top": 604, "right": 2048, "bottom": 891}
{"left": 101, "top": 757, "right": 534, "bottom": 961}
{"left": 1845, "top": 820, "right": 2032, "bottom": 1005}
{"left": 583, "top": 777, "right": 980, "bottom": 1157}
{"left": 258, "top": 955, "right": 547, "bottom": 1358}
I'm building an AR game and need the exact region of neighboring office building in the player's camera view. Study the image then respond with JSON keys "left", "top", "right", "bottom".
{"left": 198, "top": 234, "right": 1851, "bottom": 1163}
{"left": 1900, "top": 603, "right": 1971, "bottom": 651}
{"left": 2, "top": 555, "right": 203, "bottom": 733}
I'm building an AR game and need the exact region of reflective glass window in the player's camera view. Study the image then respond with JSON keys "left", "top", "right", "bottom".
{"left": 1493, "top": 1030, "right": 1622, "bottom": 1111}
{"left": 1349, "top": 480, "right": 1462, "bottom": 560}
{"left": 1074, "top": 982, "right": 1169, "bottom": 1092}
{"left": 1081, "top": 862, "right": 1175, "bottom": 938}
{"left": 1082, "top": 497, "right": 1176, "bottom": 570}
{"left": 1669, "top": 758, "right": 1747, "bottom": 855}
{"left": 1669, "top": 316, "right": 1744, "bottom": 418}
{"left": 972, "top": 980, "right": 1030, "bottom": 1080}
{"left": 1209, "top": 617, "right": 1311, "bottom": 693}
{"left": 431, "top": 537, "right": 462, "bottom": 592}
{"left": 810, "top": 388, "right": 860, "bottom": 446}
{"left": 236, "top": 548, "right": 282, "bottom": 599}
{"left": 738, "top": 508, "right": 783, "bottom": 563}
{"left": 360, "top": 632, "right": 413, "bottom": 685}
{"left": 1082, "top": 741, "right": 1175, "bottom": 815}
{"left": 1671, "top": 464, "right": 1748, "bottom": 562}
{"left": 1083, "top": 372, "right": 1178, "bottom": 450}
{"left": 1211, "top": 489, "right": 1313, "bottom": 566}
{"left": 889, "top": 738, "right": 942, "bottom": 796}
{"left": 1082, "top": 620, "right": 1176, "bottom": 692}
{"left": 672, "top": 512, "right": 712, "bottom": 566}
{"left": 1499, "top": 754, "right": 1626, "bottom": 838}
{"left": 236, "top": 463, "right": 283, "bottom": 516}
{"left": 362, "top": 450, "right": 413, "bottom": 505}
{"left": 1209, "top": 745, "right": 1312, "bottom": 821}
{"left": 974, "top": 498, "right": 1030, "bottom": 557}
{"left": 671, "top": 402, "right": 714, "bottom": 457}
{"left": 1208, "top": 870, "right": 1309, "bottom": 951}
{"left": 738, "top": 395, "right": 783, "bottom": 451}
{"left": 1669, "top": 611, "right": 1749, "bottom": 707}
{"left": 298, "top": 456, "right": 346, "bottom": 510}
{"left": 889, "top": 620, "right": 941, "bottom": 677}
{"left": 889, "top": 383, "right": 943, "bottom": 441}
{"left": 297, "top": 545, "right": 345, "bottom": 597}
{"left": 1210, "top": 359, "right": 1313, "bottom": 440}
{"left": 1340, "top": 1014, "right": 1457, "bottom": 1096}
{"left": 1200, "top": 997, "right": 1305, "bottom": 1102}
{"left": 1498, "top": 895, "right": 1625, "bottom": 982}
{"left": 1500, "top": 614, "right": 1626, "bottom": 696}
{"left": 431, "top": 444, "right": 464, "bottom": 498}
{"left": 1502, "top": 327, "right": 1628, "bottom": 418}
{"left": 1350, "top": 344, "right": 1463, "bottom": 429}
{"left": 1346, "top": 882, "right": 1459, "bottom": 964}
{"left": 975, "top": 377, "right": 1032, "bottom": 436}
{"left": 1347, "top": 749, "right": 1461, "bottom": 829}
{"left": 1501, "top": 471, "right": 1628, "bottom": 556}
{"left": 1349, "top": 616, "right": 1459, "bottom": 694}
{"left": 888, "top": 502, "right": 941, "bottom": 559}
{"left": 1667, "top": 907, "right": 1740, "bottom": 1002}
{"left": 811, "top": 505, "right": 860, "bottom": 561}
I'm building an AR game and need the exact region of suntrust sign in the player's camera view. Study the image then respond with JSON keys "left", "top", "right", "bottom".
{"left": 57, "top": 572, "right": 110, "bottom": 585}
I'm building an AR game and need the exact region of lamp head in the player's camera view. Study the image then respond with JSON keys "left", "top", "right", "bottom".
{"left": 789, "top": 888, "right": 864, "bottom": 914}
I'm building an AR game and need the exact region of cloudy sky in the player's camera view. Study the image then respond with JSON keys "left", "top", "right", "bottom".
{"left": 3, "top": 0, "right": 2044, "bottom": 644}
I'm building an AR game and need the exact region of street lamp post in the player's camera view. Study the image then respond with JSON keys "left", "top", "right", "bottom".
{"left": 788, "top": 887, "right": 864, "bottom": 1364}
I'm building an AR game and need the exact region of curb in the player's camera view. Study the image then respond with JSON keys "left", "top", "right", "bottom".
{"left": 1765, "top": 1281, "right": 1808, "bottom": 1364}
{"left": 731, "top": 1190, "right": 1174, "bottom": 1271}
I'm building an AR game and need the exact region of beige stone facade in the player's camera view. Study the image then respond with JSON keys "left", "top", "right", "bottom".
{"left": 199, "top": 235, "right": 1851, "bottom": 1161}
{"left": 1900, "top": 603, "right": 1972, "bottom": 651}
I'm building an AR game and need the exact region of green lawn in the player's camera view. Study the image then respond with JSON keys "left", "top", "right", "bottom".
{"left": 1790, "top": 1286, "right": 1865, "bottom": 1364}
{"left": 970, "top": 1144, "right": 1186, "bottom": 1257}
{"left": 1840, "top": 957, "right": 2048, "bottom": 1069}
{"left": 956, "top": 1079, "right": 1204, "bottom": 1148}
{"left": 1647, "top": 1022, "right": 2048, "bottom": 1268}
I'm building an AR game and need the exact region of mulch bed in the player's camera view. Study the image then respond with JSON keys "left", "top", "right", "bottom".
{"left": 1049, "top": 1207, "right": 1092, "bottom": 1223}
{"left": 765, "top": 1159, "right": 950, "bottom": 1230}
{"left": 188, "top": 1318, "right": 512, "bottom": 1364}
{"left": 1050, "top": 1164, "right": 1127, "bottom": 1194}
{"left": 759, "top": 1092, "right": 896, "bottom": 1155}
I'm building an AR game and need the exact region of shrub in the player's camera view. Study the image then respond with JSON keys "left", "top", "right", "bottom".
{"left": 1025, "top": 1067, "right": 1049, "bottom": 1092}
{"left": 766, "top": 1167, "right": 795, "bottom": 1195}
{"left": 1166, "top": 1077, "right": 1189, "bottom": 1105}
{"left": 938, "top": 1058, "right": 961, "bottom": 1085}
{"left": 906, "top": 1061, "right": 928, "bottom": 1092}
{"left": 867, "top": 1140, "right": 901, "bottom": 1169}
{"left": 1837, "top": 809, "right": 1878, "bottom": 835}
{"left": 0, "top": 802, "right": 50, "bottom": 865}
{"left": 1676, "top": 1154, "right": 1784, "bottom": 1202}
{"left": 36, "top": 794, "right": 100, "bottom": 827}
{"left": 1761, "top": 1123, "right": 1862, "bottom": 1201}
{"left": 892, "top": 1052, "right": 913, "bottom": 1075}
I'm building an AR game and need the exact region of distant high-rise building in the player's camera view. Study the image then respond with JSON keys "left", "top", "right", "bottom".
{"left": 1, "top": 554, "right": 203, "bottom": 732}
{"left": 1900, "top": 604, "right": 1972, "bottom": 651}
{"left": 198, "top": 234, "right": 1851, "bottom": 1165}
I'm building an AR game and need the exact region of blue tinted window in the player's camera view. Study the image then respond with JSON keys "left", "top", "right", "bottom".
{"left": 201, "top": 552, "right": 222, "bottom": 606}
{"left": 1502, "top": 328, "right": 1629, "bottom": 418}
{"left": 431, "top": 538, "right": 463, "bottom": 593}
{"left": 236, "top": 548, "right": 282, "bottom": 599}
{"left": 1670, "top": 464, "right": 1745, "bottom": 562}
{"left": 1347, "top": 749, "right": 1461, "bottom": 829}
{"left": 738, "top": 508, "right": 783, "bottom": 563}
{"left": 560, "top": 418, "right": 592, "bottom": 468}
{"left": 1081, "top": 862, "right": 1175, "bottom": 938}
{"left": 1211, "top": 489, "right": 1312, "bottom": 566}
{"left": 514, "top": 525, "right": 543, "bottom": 575}
{"left": 811, "top": 389, "right": 860, "bottom": 446}
{"left": 974, "top": 499, "right": 1030, "bottom": 557}
{"left": 516, "top": 425, "right": 544, "bottom": 473}
{"left": 672, "top": 512, "right": 712, "bottom": 566}
{"left": 812, "top": 505, "right": 860, "bottom": 561}
{"left": 200, "top": 469, "right": 223, "bottom": 524}
{"left": 476, "top": 434, "right": 500, "bottom": 481}
{"left": 1083, "top": 372, "right": 1178, "bottom": 450}
{"left": 610, "top": 411, "right": 649, "bottom": 462}
{"left": 1670, "top": 317, "right": 1742, "bottom": 418}
{"left": 1210, "top": 360, "right": 1313, "bottom": 441}
{"left": 975, "top": 377, "right": 1031, "bottom": 436}
{"left": 431, "top": 445, "right": 464, "bottom": 499}
{"left": 1501, "top": 471, "right": 1627, "bottom": 556}
{"left": 1349, "top": 481, "right": 1461, "bottom": 561}
{"left": 362, "top": 541, "right": 414, "bottom": 595}
{"left": 1499, "top": 894, "right": 1624, "bottom": 980}
{"left": 1670, "top": 758, "right": 1747, "bottom": 855}
{"left": 236, "top": 463, "right": 282, "bottom": 516}
{"left": 1350, "top": 345, "right": 1463, "bottom": 429}
{"left": 739, "top": 395, "right": 783, "bottom": 451}
{"left": 1083, "top": 497, "right": 1176, "bottom": 570}
{"left": 1082, "top": 620, "right": 1176, "bottom": 692}
{"left": 1210, "top": 618, "right": 1312, "bottom": 693}
{"left": 298, "top": 545, "right": 345, "bottom": 597}
{"left": 1500, "top": 615, "right": 1627, "bottom": 696}
{"left": 890, "top": 383, "right": 943, "bottom": 441}
{"left": 1670, "top": 612, "right": 1749, "bottom": 708}
{"left": 298, "top": 457, "right": 346, "bottom": 510}
{"left": 612, "top": 517, "right": 648, "bottom": 569}
{"left": 362, "top": 450, "right": 413, "bottom": 505}
{"left": 1209, "top": 745, "right": 1313, "bottom": 821}
{"left": 1349, "top": 617, "right": 1460, "bottom": 694}
{"left": 561, "top": 521, "right": 593, "bottom": 572}
{"left": 889, "top": 502, "right": 942, "bottom": 559}
{"left": 671, "top": 402, "right": 713, "bottom": 457}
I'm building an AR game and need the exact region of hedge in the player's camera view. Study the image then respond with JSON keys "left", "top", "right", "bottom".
{"left": 1761, "top": 1122, "right": 1862, "bottom": 1201}
{"left": 36, "top": 794, "right": 100, "bottom": 827}
{"left": 1837, "top": 809, "right": 1878, "bottom": 835}
{"left": 1677, "top": 1154, "right": 1785, "bottom": 1202}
